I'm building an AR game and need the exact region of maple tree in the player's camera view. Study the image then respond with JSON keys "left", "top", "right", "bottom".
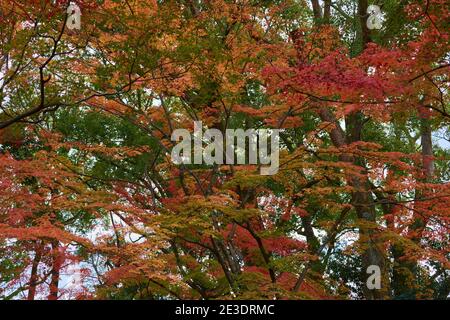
{"left": 0, "top": 0, "right": 449, "bottom": 300}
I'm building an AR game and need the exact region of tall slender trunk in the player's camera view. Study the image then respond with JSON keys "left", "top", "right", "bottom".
{"left": 306, "top": 0, "right": 389, "bottom": 299}
{"left": 319, "top": 108, "right": 389, "bottom": 299}
{"left": 27, "top": 241, "right": 43, "bottom": 300}
{"left": 48, "top": 241, "right": 61, "bottom": 300}
{"left": 392, "top": 104, "right": 434, "bottom": 298}
{"left": 350, "top": 170, "right": 388, "bottom": 299}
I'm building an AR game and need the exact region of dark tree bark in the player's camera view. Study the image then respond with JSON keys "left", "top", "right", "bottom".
{"left": 48, "top": 241, "right": 61, "bottom": 300}
{"left": 392, "top": 104, "right": 435, "bottom": 298}
{"left": 305, "top": 0, "right": 388, "bottom": 299}
{"left": 27, "top": 242, "right": 43, "bottom": 300}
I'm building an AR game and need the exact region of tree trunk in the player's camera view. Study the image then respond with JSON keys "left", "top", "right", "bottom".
{"left": 48, "top": 241, "right": 61, "bottom": 300}
{"left": 27, "top": 242, "right": 43, "bottom": 300}
{"left": 392, "top": 104, "right": 434, "bottom": 299}
{"left": 302, "top": 0, "right": 388, "bottom": 299}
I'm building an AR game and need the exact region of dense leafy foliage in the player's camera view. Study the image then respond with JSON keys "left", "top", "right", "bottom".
{"left": 0, "top": 0, "right": 449, "bottom": 300}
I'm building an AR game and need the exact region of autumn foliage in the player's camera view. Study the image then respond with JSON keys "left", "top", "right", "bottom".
{"left": 0, "top": 0, "right": 449, "bottom": 300}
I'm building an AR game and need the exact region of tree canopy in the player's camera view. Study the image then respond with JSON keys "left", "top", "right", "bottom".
{"left": 0, "top": 0, "right": 449, "bottom": 300}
